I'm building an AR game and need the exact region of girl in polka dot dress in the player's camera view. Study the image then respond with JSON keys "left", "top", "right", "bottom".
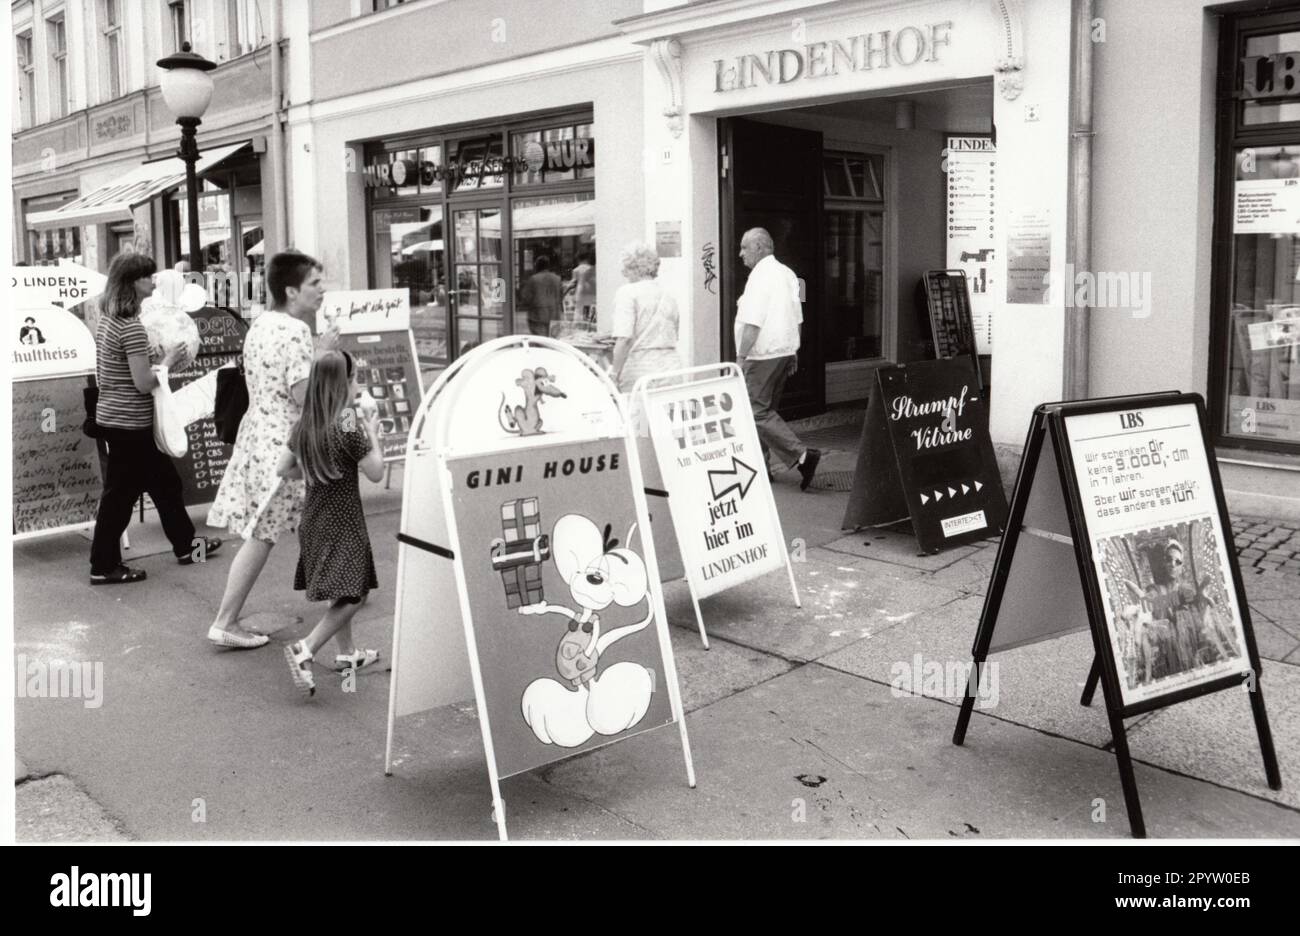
{"left": 277, "top": 350, "right": 385, "bottom": 696}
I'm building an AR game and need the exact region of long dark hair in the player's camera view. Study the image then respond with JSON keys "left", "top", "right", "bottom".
{"left": 289, "top": 350, "right": 356, "bottom": 486}
{"left": 103, "top": 252, "right": 157, "bottom": 319}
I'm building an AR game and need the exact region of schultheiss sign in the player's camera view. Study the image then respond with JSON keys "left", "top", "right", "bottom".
{"left": 714, "top": 21, "right": 952, "bottom": 92}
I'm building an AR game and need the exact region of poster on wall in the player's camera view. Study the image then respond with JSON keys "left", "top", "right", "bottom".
{"left": 1233, "top": 178, "right": 1300, "bottom": 235}
{"left": 445, "top": 437, "right": 676, "bottom": 779}
{"left": 945, "top": 136, "right": 996, "bottom": 353}
{"left": 1061, "top": 402, "right": 1251, "bottom": 706}
{"left": 1006, "top": 208, "right": 1051, "bottom": 304}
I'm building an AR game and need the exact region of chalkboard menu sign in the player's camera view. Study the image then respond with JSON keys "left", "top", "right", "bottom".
{"left": 13, "top": 374, "right": 103, "bottom": 538}
{"left": 338, "top": 329, "right": 424, "bottom": 462}
{"left": 922, "top": 270, "right": 982, "bottom": 389}
{"left": 843, "top": 358, "right": 1007, "bottom": 552}
{"left": 171, "top": 308, "right": 244, "bottom": 506}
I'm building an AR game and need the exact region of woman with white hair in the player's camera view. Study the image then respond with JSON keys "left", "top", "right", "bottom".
{"left": 610, "top": 241, "right": 681, "bottom": 393}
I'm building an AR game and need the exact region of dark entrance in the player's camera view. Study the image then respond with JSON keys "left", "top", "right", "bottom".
{"left": 719, "top": 117, "right": 824, "bottom": 418}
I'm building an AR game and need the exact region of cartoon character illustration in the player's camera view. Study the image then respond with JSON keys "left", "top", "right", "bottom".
{"left": 499, "top": 367, "right": 566, "bottom": 436}
{"left": 517, "top": 513, "right": 657, "bottom": 747}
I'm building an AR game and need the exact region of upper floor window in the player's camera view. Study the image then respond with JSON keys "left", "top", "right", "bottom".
{"left": 374, "top": 1, "right": 407, "bottom": 10}
{"left": 226, "top": 0, "right": 266, "bottom": 59}
{"left": 101, "top": 0, "right": 124, "bottom": 100}
{"left": 16, "top": 31, "right": 35, "bottom": 129}
{"left": 169, "top": 0, "right": 188, "bottom": 52}
{"left": 47, "top": 13, "right": 68, "bottom": 118}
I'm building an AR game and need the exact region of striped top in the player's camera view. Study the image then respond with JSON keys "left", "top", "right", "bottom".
{"left": 95, "top": 314, "right": 153, "bottom": 430}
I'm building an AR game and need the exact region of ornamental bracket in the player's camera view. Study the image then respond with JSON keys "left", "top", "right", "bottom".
{"left": 991, "top": 0, "right": 1026, "bottom": 101}
{"left": 651, "top": 37, "right": 685, "bottom": 139}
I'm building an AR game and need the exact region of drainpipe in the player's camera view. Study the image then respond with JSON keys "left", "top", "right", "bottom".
{"left": 1064, "top": 0, "right": 1095, "bottom": 400}
{"left": 268, "top": 0, "right": 288, "bottom": 252}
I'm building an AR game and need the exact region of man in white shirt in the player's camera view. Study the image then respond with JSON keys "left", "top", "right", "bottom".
{"left": 735, "top": 228, "right": 820, "bottom": 491}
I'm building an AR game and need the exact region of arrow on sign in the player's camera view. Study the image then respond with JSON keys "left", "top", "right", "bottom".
{"left": 975, "top": 480, "right": 984, "bottom": 492}
{"left": 9, "top": 260, "right": 107, "bottom": 310}
{"left": 708, "top": 456, "right": 758, "bottom": 501}
{"left": 948, "top": 486, "right": 957, "bottom": 498}
{"left": 920, "top": 492, "right": 930, "bottom": 505}
{"left": 934, "top": 490, "right": 944, "bottom": 502}
{"left": 962, "top": 483, "right": 970, "bottom": 494}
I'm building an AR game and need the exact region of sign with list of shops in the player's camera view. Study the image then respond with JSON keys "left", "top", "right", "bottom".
{"left": 952, "top": 392, "right": 1281, "bottom": 839}
{"left": 842, "top": 358, "right": 1006, "bottom": 552}
{"left": 945, "top": 136, "right": 995, "bottom": 354}
{"left": 337, "top": 330, "right": 423, "bottom": 462}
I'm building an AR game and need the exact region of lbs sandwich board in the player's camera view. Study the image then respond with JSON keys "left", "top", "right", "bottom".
{"left": 633, "top": 363, "right": 800, "bottom": 648}
{"left": 843, "top": 358, "right": 1007, "bottom": 553}
{"left": 385, "top": 335, "right": 695, "bottom": 840}
{"left": 952, "top": 392, "right": 1281, "bottom": 837}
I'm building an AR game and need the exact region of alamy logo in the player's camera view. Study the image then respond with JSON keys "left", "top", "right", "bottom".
{"left": 49, "top": 867, "right": 151, "bottom": 916}
{"left": 15, "top": 655, "right": 103, "bottom": 709}
{"left": 890, "top": 653, "right": 1000, "bottom": 707}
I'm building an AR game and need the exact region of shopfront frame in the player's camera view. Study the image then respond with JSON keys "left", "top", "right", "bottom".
{"left": 361, "top": 106, "right": 597, "bottom": 368}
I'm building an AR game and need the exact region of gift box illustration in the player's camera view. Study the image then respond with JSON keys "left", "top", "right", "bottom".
{"left": 490, "top": 497, "right": 550, "bottom": 608}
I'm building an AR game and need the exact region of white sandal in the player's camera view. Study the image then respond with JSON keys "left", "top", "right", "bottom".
{"left": 284, "top": 640, "right": 316, "bottom": 696}
{"left": 332, "top": 649, "right": 381, "bottom": 673}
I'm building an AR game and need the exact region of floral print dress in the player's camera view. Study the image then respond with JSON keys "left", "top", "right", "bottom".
{"left": 207, "top": 311, "right": 314, "bottom": 543}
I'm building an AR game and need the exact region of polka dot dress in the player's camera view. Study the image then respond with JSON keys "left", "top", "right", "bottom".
{"left": 293, "top": 424, "right": 378, "bottom": 602}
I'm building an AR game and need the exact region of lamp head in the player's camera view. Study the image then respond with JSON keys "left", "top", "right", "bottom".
{"left": 156, "top": 42, "right": 216, "bottom": 121}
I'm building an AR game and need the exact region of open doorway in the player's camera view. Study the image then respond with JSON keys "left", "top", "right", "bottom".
{"left": 718, "top": 79, "right": 994, "bottom": 418}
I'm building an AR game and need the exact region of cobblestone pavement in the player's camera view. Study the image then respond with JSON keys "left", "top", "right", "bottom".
{"left": 1232, "top": 518, "right": 1300, "bottom": 575}
{"left": 790, "top": 412, "right": 1300, "bottom": 575}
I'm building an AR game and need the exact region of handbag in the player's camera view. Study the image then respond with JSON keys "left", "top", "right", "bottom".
{"left": 152, "top": 366, "right": 188, "bottom": 457}
{"left": 213, "top": 308, "right": 252, "bottom": 444}
{"left": 82, "top": 382, "right": 102, "bottom": 439}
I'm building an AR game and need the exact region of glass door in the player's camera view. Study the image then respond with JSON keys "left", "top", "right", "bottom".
{"left": 451, "top": 205, "right": 506, "bottom": 355}
{"left": 824, "top": 206, "right": 885, "bottom": 362}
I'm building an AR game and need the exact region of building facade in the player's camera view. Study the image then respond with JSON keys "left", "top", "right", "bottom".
{"left": 11, "top": 0, "right": 284, "bottom": 315}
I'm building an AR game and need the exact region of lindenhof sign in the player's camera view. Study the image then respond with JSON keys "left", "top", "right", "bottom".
{"left": 714, "top": 21, "right": 953, "bottom": 93}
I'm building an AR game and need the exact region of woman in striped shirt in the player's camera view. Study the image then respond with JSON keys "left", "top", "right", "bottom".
{"left": 89, "top": 252, "right": 223, "bottom": 584}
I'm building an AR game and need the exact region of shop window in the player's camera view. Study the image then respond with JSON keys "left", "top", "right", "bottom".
{"left": 823, "top": 153, "right": 884, "bottom": 201}
{"left": 511, "top": 193, "right": 596, "bottom": 338}
{"left": 372, "top": 205, "right": 447, "bottom": 365}
{"left": 241, "top": 221, "right": 267, "bottom": 311}
{"left": 511, "top": 123, "right": 594, "bottom": 186}
{"left": 27, "top": 226, "right": 82, "bottom": 266}
{"left": 1215, "top": 14, "right": 1300, "bottom": 450}
{"left": 16, "top": 31, "right": 35, "bottom": 129}
{"left": 364, "top": 145, "right": 441, "bottom": 197}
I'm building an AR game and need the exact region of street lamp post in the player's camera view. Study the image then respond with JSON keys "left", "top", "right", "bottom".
{"left": 156, "top": 42, "right": 216, "bottom": 275}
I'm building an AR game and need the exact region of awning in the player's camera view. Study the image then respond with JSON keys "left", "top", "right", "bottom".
{"left": 26, "top": 142, "right": 250, "bottom": 231}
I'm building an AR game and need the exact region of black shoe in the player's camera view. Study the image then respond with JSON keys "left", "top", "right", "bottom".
{"left": 798, "top": 448, "right": 821, "bottom": 491}
{"left": 90, "top": 565, "right": 147, "bottom": 585}
{"left": 178, "top": 537, "right": 223, "bottom": 565}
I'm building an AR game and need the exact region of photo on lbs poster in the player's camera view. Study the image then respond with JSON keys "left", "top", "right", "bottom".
{"left": 1063, "top": 402, "right": 1250, "bottom": 706}
{"left": 446, "top": 438, "right": 674, "bottom": 778}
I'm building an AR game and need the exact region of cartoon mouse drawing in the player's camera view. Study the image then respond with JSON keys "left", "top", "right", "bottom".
{"left": 499, "top": 367, "right": 566, "bottom": 436}
{"left": 518, "top": 514, "right": 657, "bottom": 747}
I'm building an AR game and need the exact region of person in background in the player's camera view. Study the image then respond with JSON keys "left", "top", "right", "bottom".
{"left": 521, "top": 255, "right": 563, "bottom": 337}
{"left": 573, "top": 248, "right": 597, "bottom": 324}
{"left": 736, "top": 227, "right": 820, "bottom": 491}
{"left": 206, "top": 251, "right": 338, "bottom": 649}
{"left": 278, "top": 350, "right": 385, "bottom": 696}
{"left": 88, "top": 252, "right": 222, "bottom": 584}
{"left": 610, "top": 242, "right": 681, "bottom": 394}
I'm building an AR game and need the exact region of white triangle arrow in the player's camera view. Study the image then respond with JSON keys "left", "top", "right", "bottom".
{"left": 935, "top": 490, "right": 944, "bottom": 502}
{"left": 962, "top": 483, "right": 970, "bottom": 494}
{"left": 975, "top": 480, "right": 984, "bottom": 492}
{"left": 920, "top": 493, "right": 929, "bottom": 505}
{"left": 948, "top": 487, "right": 957, "bottom": 498}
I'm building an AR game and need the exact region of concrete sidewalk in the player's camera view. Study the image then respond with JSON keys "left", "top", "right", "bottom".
{"left": 13, "top": 440, "right": 1300, "bottom": 840}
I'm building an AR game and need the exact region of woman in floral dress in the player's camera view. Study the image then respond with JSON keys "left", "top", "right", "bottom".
{"left": 206, "top": 252, "right": 337, "bottom": 648}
